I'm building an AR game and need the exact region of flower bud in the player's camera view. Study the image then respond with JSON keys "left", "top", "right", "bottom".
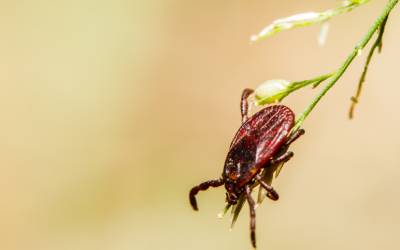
{"left": 254, "top": 79, "right": 291, "bottom": 105}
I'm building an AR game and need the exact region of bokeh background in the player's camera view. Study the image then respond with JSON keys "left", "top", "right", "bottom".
{"left": 1, "top": 1, "right": 400, "bottom": 250}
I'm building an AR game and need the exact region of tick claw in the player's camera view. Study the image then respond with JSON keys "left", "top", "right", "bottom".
{"left": 267, "top": 190, "right": 279, "bottom": 201}
{"left": 251, "top": 231, "right": 256, "bottom": 248}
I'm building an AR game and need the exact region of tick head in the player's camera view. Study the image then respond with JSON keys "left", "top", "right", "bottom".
{"left": 225, "top": 182, "right": 239, "bottom": 205}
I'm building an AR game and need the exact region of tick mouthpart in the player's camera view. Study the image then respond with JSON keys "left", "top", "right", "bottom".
{"left": 226, "top": 192, "right": 238, "bottom": 205}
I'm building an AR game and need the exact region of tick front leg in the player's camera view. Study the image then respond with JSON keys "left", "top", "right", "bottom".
{"left": 284, "top": 128, "right": 305, "bottom": 147}
{"left": 245, "top": 185, "right": 257, "bottom": 248}
{"left": 241, "top": 88, "right": 254, "bottom": 123}
{"left": 255, "top": 175, "right": 279, "bottom": 201}
{"left": 189, "top": 178, "right": 224, "bottom": 211}
{"left": 270, "top": 151, "right": 294, "bottom": 165}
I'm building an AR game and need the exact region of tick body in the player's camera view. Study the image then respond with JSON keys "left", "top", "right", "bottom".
{"left": 189, "top": 88, "right": 305, "bottom": 248}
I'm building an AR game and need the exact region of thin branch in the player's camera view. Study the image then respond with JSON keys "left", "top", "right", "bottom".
{"left": 293, "top": 0, "right": 398, "bottom": 131}
{"left": 348, "top": 15, "right": 389, "bottom": 119}
{"left": 287, "top": 73, "right": 334, "bottom": 94}
{"left": 250, "top": 0, "right": 369, "bottom": 42}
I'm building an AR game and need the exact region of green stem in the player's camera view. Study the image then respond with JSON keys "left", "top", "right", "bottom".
{"left": 293, "top": 0, "right": 398, "bottom": 131}
{"left": 288, "top": 72, "right": 334, "bottom": 93}
{"left": 348, "top": 15, "right": 389, "bottom": 119}
{"left": 255, "top": 73, "right": 333, "bottom": 106}
{"left": 251, "top": 0, "right": 369, "bottom": 42}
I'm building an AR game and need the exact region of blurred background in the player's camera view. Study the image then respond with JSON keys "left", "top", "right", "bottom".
{"left": 1, "top": 1, "right": 400, "bottom": 249}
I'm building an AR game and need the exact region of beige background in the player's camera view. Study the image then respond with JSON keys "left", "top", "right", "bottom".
{"left": 1, "top": 1, "right": 400, "bottom": 249}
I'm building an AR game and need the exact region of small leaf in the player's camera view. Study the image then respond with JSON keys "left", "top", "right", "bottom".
{"left": 274, "top": 162, "right": 285, "bottom": 178}
{"left": 217, "top": 204, "right": 231, "bottom": 219}
{"left": 257, "top": 161, "right": 286, "bottom": 204}
{"left": 230, "top": 196, "right": 246, "bottom": 229}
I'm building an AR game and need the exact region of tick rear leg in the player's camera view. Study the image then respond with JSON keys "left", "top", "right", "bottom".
{"left": 255, "top": 175, "right": 279, "bottom": 201}
{"left": 189, "top": 178, "right": 224, "bottom": 211}
{"left": 241, "top": 88, "right": 254, "bottom": 123}
{"left": 270, "top": 151, "right": 294, "bottom": 165}
{"left": 285, "top": 128, "right": 305, "bottom": 147}
{"left": 245, "top": 185, "right": 257, "bottom": 248}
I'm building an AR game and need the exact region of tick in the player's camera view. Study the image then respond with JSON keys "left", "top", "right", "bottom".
{"left": 189, "top": 88, "right": 304, "bottom": 248}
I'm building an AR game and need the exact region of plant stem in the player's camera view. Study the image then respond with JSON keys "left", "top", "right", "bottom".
{"left": 255, "top": 73, "right": 334, "bottom": 106}
{"left": 288, "top": 72, "right": 334, "bottom": 93}
{"left": 293, "top": 0, "right": 398, "bottom": 131}
{"left": 251, "top": 0, "right": 369, "bottom": 42}
{"left": 348, "top": 15, "right": 389, "bottom": 119}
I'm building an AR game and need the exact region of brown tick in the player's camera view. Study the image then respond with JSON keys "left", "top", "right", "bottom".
{"left": 189, "top": 88, "right": 304, "bottom": 248}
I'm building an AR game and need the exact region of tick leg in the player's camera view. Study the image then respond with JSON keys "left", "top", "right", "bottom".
{"left": 255, "top": 175, "right": 279, "bottom": 201}
{"left": 270, "top": 151, "right": 294, "bottom": 165}
{"left": 284, "top": 128, "right": 305, "bottom": 147}
{"left": 241, "top": 88, "right": 254, "bottom": 123}
{"left": 189, "top": 178, "right": 224, "bottom": 211}
{"left": 245, "top": 185, "right": 257, "bottom": 248}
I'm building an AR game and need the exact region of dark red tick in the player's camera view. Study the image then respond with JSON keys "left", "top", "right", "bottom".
{"left": 189, "top": 88, "right": 305, "bottom": 248}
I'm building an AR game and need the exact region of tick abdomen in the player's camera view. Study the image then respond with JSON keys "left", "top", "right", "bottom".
{"left": 224, "top": 105, "right": 295, "bottom": 187}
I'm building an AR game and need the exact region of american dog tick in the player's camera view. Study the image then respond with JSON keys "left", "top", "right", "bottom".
{"left": 189, "top": 88, "right": 304, "bottom": 248}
